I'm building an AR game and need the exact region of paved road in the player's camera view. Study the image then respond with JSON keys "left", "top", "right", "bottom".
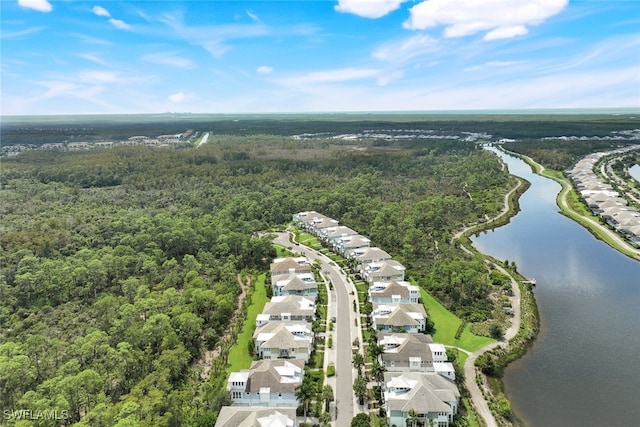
{"left": 272, "top": 232, "right": 361, "bottom": 426}
{"left": 551, "top": 161, "right": 640, "bottom": 260}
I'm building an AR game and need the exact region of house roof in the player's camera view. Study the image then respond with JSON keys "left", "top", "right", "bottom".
{"left": 370, "top": 281, "right": 416, "bottom": 298}
{"left": 276, "top": 274, "right": 317, "bottom": 291}
{"left": 244, "top": 359, "right": 304, "bottom": 393}
{"left": 365, "top": 260, "right": 406, "bottom": 274}
{"left": 353, "top": 247, "right": 391, "bottom": 261}
{"left": 322, "top": 225, "right": 357, "bottom": 238}
{"left": 373, "top": 304, "right": 426, "bottom": 327}
{"left": 270, "top": 258, "right": 312, "bottom": 275}
{"left": 254, "top": 321, "right": 309, "bottom": 338}
{"left": 263, "top": 296, "right": 315, "bottom": 316}
{"left": 215, "top": 407, "right": 296, "bottom": 427}
{"left": 342, "top": 234, "right": 370, "bottom": 247}
{"left": 378, "top": 333, "right": 433, "bottom": 363}
{"left": 384, "top": 372, "right": 460, "bottom": 414}
{"left": 312, "top": 218, "right": 339, "bottom": 230}
{"left": 262, "top": 329, "right": 303, "bottom": 349}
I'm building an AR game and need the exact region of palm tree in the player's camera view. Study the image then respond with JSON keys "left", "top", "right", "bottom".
{"left": 353, "top": 376, "right": 367, "bottom": 406}
{"left": 407, "top": 408, "right": 418, "bottom": 427}
{"left": 295, "top": 375, "right": 316, "bottom": 418}
{"left": 321, "top": 384, "right": 334, "bottom": 412}
{"left": 319, "top": 411, "right": 331, "bottom": 426}
{"left": 370, "top": 360, "right": 386, "bottom": 383}
{"left": 352, "top": 352, "right": 365, "bottom": 376}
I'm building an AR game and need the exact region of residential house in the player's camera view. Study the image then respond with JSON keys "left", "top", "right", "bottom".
{"left": 253, "top": 322, "right": 314, "bottom": 362}
{"left": 378, "top": 333, "right": 434, "bottom": 372}
{"left": 227, "top": 359, "right": 304, "bottom": 407}
{"left": 292, "top": 211, "right": 327, "bottom": 229}
{"left": 372, "top": 304, "right": 427, "bottom": 333}
{"left": 272, "top": 273, "right": 318, "bottom": 299}
{"left": 319, "top": 225, "right": 358, "bottom": 244}
{"left": 383, "top": 372, "right": 460, "bottom": 427}
{"left": 307, "top": 217, "right": 340, "bottom": 234}
{"left": 334, "top": 234, "right": 371, "bottom": 257}
{"left": 350, "top": 246, "right": 392, "bottom": 267}
{"left": 362, "top": 260, "right": 406, "bottom": 283}
{"left": 214, "top": 407, "right": 297, "bottom": 427}
{"left": 369, "top": 280, "right": 420, "bottom": 304}
{"left": 256, "top": 296, "right": 316, "bottom": 327}
{"left": 270, "top": 257, "right": 312, "bottom": 278}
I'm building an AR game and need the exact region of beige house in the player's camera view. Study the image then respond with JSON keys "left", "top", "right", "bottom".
{"left": 253, "top": 322, "right": 314, "bottom": 361}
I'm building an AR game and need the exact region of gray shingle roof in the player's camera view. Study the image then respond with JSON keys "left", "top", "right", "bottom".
{"left": 215, "top": 407, "right": 296, "bottom": 427}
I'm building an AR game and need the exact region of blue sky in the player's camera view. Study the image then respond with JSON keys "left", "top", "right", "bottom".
{"left": 1, "top": 0, "right": 639, "bottom": 115}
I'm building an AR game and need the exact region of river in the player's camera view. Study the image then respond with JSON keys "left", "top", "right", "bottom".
{"left": 630, "top": 164, "right": 640, "bottom": 182}
{"left": 471, "top": 148, "right": 640, "bottom": 427}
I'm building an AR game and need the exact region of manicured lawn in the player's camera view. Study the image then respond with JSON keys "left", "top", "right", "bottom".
{"left": 420, "top": 288, "right": 494, "bottom": 352}
{"left": 274, "top": 244, "right": 293, "bottom": 257}
{"left": 296, "top": 231, "right": 323, "bottom": 249}
{"left": 226, "top": 274, "right": 269, "bottom": 373}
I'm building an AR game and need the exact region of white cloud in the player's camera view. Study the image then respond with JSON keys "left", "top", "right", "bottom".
{"left": 155, "top": 11, "right": 269, "bottom": 59}
{"left": 464, "top": 60, "right": 525, "bottom": 72}
{"left": 404, "top": 0, "right": 568, "bottom": 40}
{"left": 142, "top": 52, "right": 194, "bottom": 69}
{"left": 335, "top": 0, "right": 409, "bottom": 19}
{"left": 109, "top": 18, "right": 132, "bottom": 30}
{"left": 76, "top": 53, "right": 108, "bottom": 65}
{"left": 18, "top": 0, "right": 52, "bottom": 13}
{"left": 247, "top": 10, "right": 262, "bottom": 24}
{"left": 77, "top": 70, "right": 118, "bottom": 84}
{"left": 484, "top": 25, "right": 529, "bottom": 41}
{"left": 1, "top": 26, "right": 46, "bottom": 39}
{"left": 282, "top": 67, "right": 381, "bottom": 86}
{"left": 373, "top": 34, "right": 440, "bottom": 62}
{"left": 168, "top": 92, "right": 193, "bottom": 103}
{"left": 92, "top": 5, "right": 110, "bottom": 17}
{"left": 257, "top": 66, "right": 273, "bottom": 74}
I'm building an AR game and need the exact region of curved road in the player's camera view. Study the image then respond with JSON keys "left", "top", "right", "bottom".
{"left": 272, "top": 232, "right": 362, "bottom": 427}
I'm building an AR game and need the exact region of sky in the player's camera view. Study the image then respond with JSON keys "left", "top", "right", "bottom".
{"left": 1, "top": 0, "right": 639, "bottom": 115}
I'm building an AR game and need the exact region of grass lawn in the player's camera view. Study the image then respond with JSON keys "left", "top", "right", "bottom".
{"left": 274, "top": 244, "right": 293, "bottom": 257}
{"left": 420, "top": 288, "right": 494, "bottom": 352}
{"left": 226, "top": 274, "right": 269, "bottom": 373}
{"left": 462, "top": 397, "right": 482, "bottom": 427}
{"left": 296, "top": 231, "right": 323, "bottom": 249}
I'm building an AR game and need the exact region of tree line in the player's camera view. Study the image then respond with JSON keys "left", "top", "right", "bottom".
{"left": 2, "top": 132, "right": 517, "bottom": 426}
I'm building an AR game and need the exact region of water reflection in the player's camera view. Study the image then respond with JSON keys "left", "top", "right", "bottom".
{"left": 472, "top": 148, "right": 640, "bottom": 427}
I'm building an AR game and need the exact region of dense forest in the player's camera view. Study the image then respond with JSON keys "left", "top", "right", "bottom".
{"left": 3, "top": 113, "right": 639, "bottom": 146}
{"left": 1, "top": 115, "right": 636, "bottom": 426}
{"left": 502, "top": 138, "right": 640, "bottom": 171}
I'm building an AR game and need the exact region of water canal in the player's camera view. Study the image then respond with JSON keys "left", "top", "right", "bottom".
{"left": 471, "top": 148, "right": 640, "bottom": 427}
{"left": 630, "top": 163, "right": 640, "bottom": 182}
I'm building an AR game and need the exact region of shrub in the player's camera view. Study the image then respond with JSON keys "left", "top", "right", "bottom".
{"left": 327, "top": 364, "right": 335, "bottom": 377}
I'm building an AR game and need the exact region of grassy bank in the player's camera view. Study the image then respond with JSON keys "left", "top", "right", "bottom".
{"left": 226, "top": 274, "right": 269, "bottom": 373}
{"left": 514, "top": 151, "right": 640, "bottom": 260}
{"left": 454, "top": 166, "right": 540, "bottom": 427}
{"left": 419, "top": 288, "right": 494, "bottom": 352}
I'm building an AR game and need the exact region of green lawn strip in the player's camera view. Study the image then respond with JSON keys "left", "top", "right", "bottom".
{"left": 274, "top": 243, "right": 294, "bottom": 257}
{"left": 462, "top": 397, "right": 481, "bottom": 427}
{"left": 295, "top": 231, "right": 323, "bottom": 249}
{"left": 226, "top": 274, "right": 269, "bottom": 373}
{"left": 521, "top": 153, "right": 640, "bottom": 259}
{"left": 420, "top": 288, "right": 494, "bottom": 352}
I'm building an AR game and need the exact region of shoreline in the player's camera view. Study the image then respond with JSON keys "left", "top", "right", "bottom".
{"left": 507, "top": 149, "right": 640, "bottom": 261}
{"left": 453, "top": 159, "right": 538, "bottom": 426}
{"left": 466, "top": 146, "right": 639, "bottom": 426}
